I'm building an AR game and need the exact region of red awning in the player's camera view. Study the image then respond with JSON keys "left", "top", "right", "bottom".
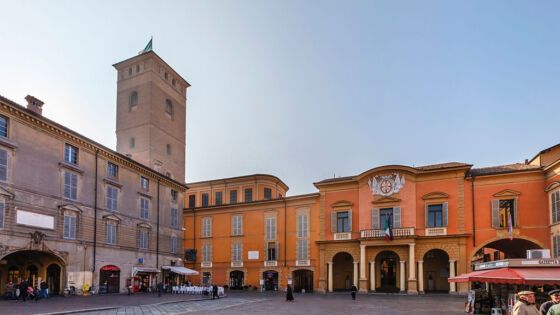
{"left": 101, "top": 265, "right": 120, "bottom": 271}
{"left": 449, "top": 268, "right": 560, "bottom": 285}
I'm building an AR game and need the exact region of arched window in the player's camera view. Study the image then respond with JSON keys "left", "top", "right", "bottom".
{"left": 130, "top": 92, "right": 138, "bottom": 108}
{"left": 165, "top": 99, "right": 173, "bottom": 116}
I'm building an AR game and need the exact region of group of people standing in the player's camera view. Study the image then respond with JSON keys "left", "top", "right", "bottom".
{"left": 513, "top": 289, "right": 560, "bottom": 315}
{"left": 5, "top": 279, "right": 50, "bottom": 302}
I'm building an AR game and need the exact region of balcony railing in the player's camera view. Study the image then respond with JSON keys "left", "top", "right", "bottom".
{"left": 425, "top": 227, "right": 447, "bottom": 236}
{"left": 360, "top": 227, "right": 414, "bottom": 239}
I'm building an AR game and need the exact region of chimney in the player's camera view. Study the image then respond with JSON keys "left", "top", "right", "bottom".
{"left": 524, "top": 159, "right": 529, "bottom": 165}
{"left": 25, "top": 95, "right": 44, "bottom": 115}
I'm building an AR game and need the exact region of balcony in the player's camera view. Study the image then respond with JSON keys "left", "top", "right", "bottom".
{"left": 360, "top": 227, "right": 414, "bottom": 239}
{"left": 231, "top": 261, "right": 243, "bottom": 268}
{"left": 264, "top": 260, "right": 277, "bottom": 267}
{"left": 425, "top": 227, "right": 447, "bottom": 236}
{"left": 334, "top": 232, "right": 352, "bottom": 240}
{"left": 201, "top": 261, "right": 212, "bottom": 268}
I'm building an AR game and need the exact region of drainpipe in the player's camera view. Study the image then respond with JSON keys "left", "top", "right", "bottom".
{"left": 471, "top": 176, "right": 476, "bottom": 247}
{"left": 156, "top": 179, "right": 160, "bottom": 270}
{"left": 193, "top": 208, "right": 196, "bottom": 265}
{"left": 92, "top": 149, "right": 98, "bottom": 274}
{"left": 284, "top": 198, "right": 287, "bottom": 267}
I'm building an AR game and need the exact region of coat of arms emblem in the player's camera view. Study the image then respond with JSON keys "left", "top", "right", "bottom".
{"left": 368, "top": 173, "right": 405, "bottom": 196}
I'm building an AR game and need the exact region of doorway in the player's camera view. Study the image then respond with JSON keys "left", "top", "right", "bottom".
{"left": 292, "top": 269, "right": 313, "bottom": 293}
{"left": 262, "top": 270, "right": 278, "bottom": 291}
{"left": 332, "top": 252, "right": 353, "bottom": 290}
{"left": 100, "top": 265, "right": 120, "bottom": 294}
{"left": 229, "top": 271, "right": 244, "bottom": 289}
{"left": 376, "top": 251, "right": 399, "bottom": 292}
{"left": 46, "top": 264, "right": 61, "bottom": 295}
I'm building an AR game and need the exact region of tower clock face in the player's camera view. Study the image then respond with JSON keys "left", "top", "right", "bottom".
{"left": 380, "top": 179, "right": 393, "bottom": 194}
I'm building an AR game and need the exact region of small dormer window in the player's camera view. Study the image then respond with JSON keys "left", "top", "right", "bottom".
{"left": 165, "top": 99, "right": 173, "bottom": 116}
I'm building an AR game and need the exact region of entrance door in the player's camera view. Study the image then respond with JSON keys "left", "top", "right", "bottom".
{"left": 26, "top": 265, "right": 39, "bottom": 287}
{"left": 376, "top": 251, "right": 399, "bottom": 292}
{"left": 46, "top": 264, "right": 61, "bottom": 295}
{"left": 229, "top": 271, "right": 244, "bottom": 289}
{"left": 262, "top": 271, "right": 278, "bottom": 291}
{"left": 332, "top": 252, "right": 353, "bottom": 291}
{"left": 100, "top": 265, "right": 120, "bottom": 293}
{"left": 293, "top": 270, "right": 313, "bottom": 293}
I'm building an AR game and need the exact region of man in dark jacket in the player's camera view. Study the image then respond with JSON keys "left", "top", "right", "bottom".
{"left": 540, "top": 289, "right": 560, "bottom": 315}
{"left": 351, "top": 284, "right": 357, "bottom": 300}
{"left": 156, "top": 282, "right": 163, "bottom": 297}
{"left": 39, "top": 280, "right": 49, "bottom": 300}
{"left": 212, "top": 284, "right": 219, "bottom": 299}
{"left": 19, "top": 279, "right": 28, "bottom": 302}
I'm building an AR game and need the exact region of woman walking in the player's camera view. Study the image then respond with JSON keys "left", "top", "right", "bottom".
{"left": 286, "top": 284, "right": 294, "bottom": 302}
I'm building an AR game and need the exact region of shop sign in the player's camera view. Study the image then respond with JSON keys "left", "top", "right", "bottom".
{"left": 521, "top": 258, "right": 560, "bottom": 266}
{"left": 476, "top": 260, "right": 509, "bottom": 270}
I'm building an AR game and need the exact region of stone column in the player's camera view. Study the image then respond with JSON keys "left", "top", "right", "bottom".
{"left": 449, "top": 260, "right": 456, "bottom": 293}
{"left": 408, "top": 244, "right": 415, "bottom": 280}
{"left": 327, "top": 262, "right": 333, "bottom": 293}
{"left": 417, "top": 261, "right": 424, "bottom": 293}
{"left": 399, "top": 260, "right": 406, "bottom": 293}
{"left": 359, "top": 245, "right": 368, "bottom": 293}
{"left": 369, "top": 261, "right": 376, "bottom": 292}
{"left": 353, "top": 262, "right": 359, "bottom": 287}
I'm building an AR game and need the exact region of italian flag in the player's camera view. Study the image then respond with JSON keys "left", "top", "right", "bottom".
{"left": 385, "top": 215, "right": 393, "bottom": 242}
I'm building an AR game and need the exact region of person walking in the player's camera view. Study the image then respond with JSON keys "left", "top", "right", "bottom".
{"left": 513, "top": 291, "right": 540, "bottom": 315}
{"left": 156, "top": 281, "right": 163, "bottom": 298}
{"left": 19, "top": 279, "right": 28, "bottom": 302}
{"left": 212, "top": 284, "right": 219, "bottom": 300}
{"left": 351, "top": 284, "right": 357, "bottom": 301}
{"left": 286, "top": 284, "right": 294, "bottom": 302}
{"left": 39, "top": 280, "right": 49, "bottom": 300}
{"left": 541, "top": 289, "right": 560, "bottom": 315}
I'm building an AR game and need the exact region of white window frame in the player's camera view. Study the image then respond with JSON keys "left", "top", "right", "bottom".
{"left": 232, "top": 243, "right": 242, "bottom": 262}
{"left": 297, "top": 239, "right": 308, "bottom": 260}
{"left": 232, "top": 215, "right": 243, "bottom": 236}
{"left": 106, "top": 186, "right": 119, "bottom": 211}
{"left": 297, "top": 214, "right": 309, "bottom": 238}
{"left": 171, "top": 208, "right": 178, "bottom": 228}
{"left": 106, "top": 224, "right": 116, "bottom": 245}
{"left": 140, "top": 230, "right": 148, "bottom": 249}
{"left": 552, "top": 190, "right": 560, "bottom": 224}
{"left": 141, "top": 177, "right": 149, "bottom": 190}
{"left": 64, "top": 144, "right": 78, "bottom": 164}
{"left": 140, "top": 198, "right": 149, "bottom": 220}
{"left": 0, "top": 149, "right": 8, "bottom": 182}
{"left": 63, "top": 214, "right": 77, "bottom": 239}
{"left": 265, "top": 217, "right": 276, "bottom": 241}
{"left": 202, "top": 218, "right": 212, "bottom": 237}
{"left": 63, "top": 171, "right": 78, "bottom": 200}
{"left": 171, "top": 237, "right": 177, "bottom": 254}
{"left": 202, "top": 244, "right": 212, "bottom": 262}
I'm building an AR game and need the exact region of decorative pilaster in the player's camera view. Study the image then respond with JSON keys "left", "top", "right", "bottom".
{"left": 399, "top": 260, "right": 406, "bottom": 293}
{"left": 327, "top": 262, "right": 333, "bottom": 292}
{"left": 353, "top": 262, "right": 359, "bottom": 287}
{"left": 369, "top": 261, "right": 376, "bottom": 292}
{"left": 417, "top": 261, "right": 424, "bottom": 294}
{"left": 449, "top": 260, "right": 456, "bottom": 293}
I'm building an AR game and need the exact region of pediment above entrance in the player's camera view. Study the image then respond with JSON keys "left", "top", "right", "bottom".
{"left": 58, "top": 203, "right": 82, "bottom": 213}
{"left": 492, "top": 189, "right": 521, "bottom": 198}
{"left": 137, "top": 222, "right": 152, "bottom": 230}
{"left": 103, "top": 214, "right": 121, "bottom": 223}
{"left": 421, "top": 192, "right": 450, "bottom": 200}
{"left": 545, "top": 181, "right": 560, "bottom": 192}
{"left": 371, "top": 196, "right": 401, "bottom": 205}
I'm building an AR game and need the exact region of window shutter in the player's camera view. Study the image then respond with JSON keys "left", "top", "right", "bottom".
{"left": 297, "top": 215, "right": 301, "bottom": 238}
{"left": 304, "top": 214, "right": 308, "bottom": 237}
{"left": 371, "top": 208, "right": 379, "bottom": 229}
{"left": 554, "top": 236, "right": 558, "bottom": 258}
{"left": 272, "top": 218, "right": 276, "bottom": 239}
{"left": 208, "top": 218, "right": 212, "bottom": 237}
{"left": 443, "top": 202, "right": 448, "bottom": 227}
{"left": 63, "top": 216, "right": 70, "bottom": 238}
{"left": 425, "top": 203, "right": 429, "bottom": 228}
{"left": 0, "top": 203, "right": 4, "bottom": 228}
{"left": 275, "top": 241, "right": 279, "bottom": 260}
{"left": 331, "top": 212, "right": 336, "bottom": 233}
{"left": 64, "top": 172, "right": 71, "bottom": 198}
{"left": 71, "top": 216, "right": 76, "bottom": 239}
{"left": 553, "top": 192, "right": 558, "bottom": 223}
{"left": 265, "top": 241, "right": 269, "bottom": 261}
{"left": 71, "top": 174, "right": 78, "bottom": 200}
{"left": 393, "top": 206, "right": 401, "bottom": 228}
{"left": 106, "top": 187, "right": 111, "bottom": 209}
{"left": 513, "top": 198, "right": 518, "bottom": 227}
{"left": 347, "top": 210, "right": 352, "bottom": 232}
{"left": 113, "top": 189, "right": 118, "bottom": 210}
{"left": 0, "top": 149, "right": 7, "bottom": 181}
{"left": 491, "top": 199, "right": 500, "bottom": 228}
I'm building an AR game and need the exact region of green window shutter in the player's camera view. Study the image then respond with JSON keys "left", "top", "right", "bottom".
{"left": 443, "top": 202, "right": 448, "bottom": 227}
{"left": 393, "top": 206, "right": 401, "bottom": 228}
{"left": 491, "top": 199, "right": 500, "bottom": 228}
{"left": 371, "top": 208, "right": 379, "bottom": 229}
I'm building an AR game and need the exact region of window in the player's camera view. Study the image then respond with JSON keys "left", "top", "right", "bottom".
{"left": 202, "top": 193, "right": 209, "bottom": 207}
{"left": 264, "top": 188, "right": 272, "bottom": 200}
{"left": 202, "top": 218, "right": 212, "bottom": 237}
{"left": 232, "top": 243, "right": 242, "bottom": 262}
{"left": 265, "top": 217, "right": 276, "bottom": 240}
{"left": 140, "top": 198, "right": 149, "bottom": 220}
{"left": 107, "top": 162, "right": 118, "bottom": 177}
{"left": 165, "top": 99, "right": 173, "bottom": 116}
{"left": 0, "top": 149, "right": 8, "bottom": 181}
{"left": 139, "top": 230, "right": 148, "bottom": 249}
{"left": 130, "top": 91, "right": 138, "bottom": 108}
{"left": 552, "top": 190, "right": 560, "bottom": 224}
{"left": 202, "top": 244, "right": 212, "bottom": 262}
{"left": 171, "top": 189, "right": 177, "bottom": 201}
{"left": 128, "top": 68, "right": 132, "bottom": 76}
{"left": 493, "top": 251, "right": 501, "bottom": 261}
{"left": 0, "top": 115, "right": 7, "bottom": 137}
{"left": 230, "top": 190, "right": 237, "bottom": 204}
{"left": 215, "top": 192, "right": 223, "bottom": 206}
{"left": 0, "top": 202, "right": 4, "bottom": 229}
{"left": 380, "top": 208, "right": 393, "bottom": 229}
{"left": 203, "top": 272, "right": 211, "bottom": 286}
{"left": 141, "top": 177, "right": 149, "bottom": 190}
{"left": 266, "top": 241, "right": 277, "bottom": 261}
{"left": 188, "top": 195, "right": 196, "bottom": 208}
{"left": 297, "top": 239, "right": 308, "bottom": 260}
{"left": 136, "top": 64, "right": 140, "bottom": 73}
{"left": 166, "top": 144, "right": 171, "bottom": 155}
{"left": 499, "top": 199, "right": 515, "bottom": 228}
{"left": 63, "top": 215, "right": 77, "bottom": 239}
{"left": 232, "top": 215, "right": 242, "bottom": 236}
{"left": 130, "top": 137, "right": 135, "bottom": 148}
{"left": 172, "top": 78, "right": 176, "bottom": 86}
{"left": 8, "top": 267, "right": 19, "bottom": 284}
{"left": 244, "top": 188, "right": 252, "bottom": 202}
{"left": 428, "top": 204, "right": 443, "bottom": 227}
{"left": 107, "top": 224, "right": 116, "bottom": 245}
{"left": 337, "top": 211, "right": 350, "bottom": 233}
{"left": 64, "top": 144, "right": 78, "bottom": 164}
{"left": 554, "top": 235, "right": 560, "bottom": 258}
{"left": 297, "top": 214, "right": 309, "bottom": 238}
{"left": 106, "top": 186, "right": 118, "bottom": 211}
{"left": 63, "top": 171, "right": 78, "bottom": 200}
{"left": 171, "top": 237, "right": 177, "bottom": 254}
{"left": 171, "top": 208, "right": 178, "bottom": 228}
{"left": 164, "top": 72, "right": 168, "bottom": 80}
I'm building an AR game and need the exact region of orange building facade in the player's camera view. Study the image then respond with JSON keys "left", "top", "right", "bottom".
{"left": 183, "top": 144, "right": 560, "bottom": 294}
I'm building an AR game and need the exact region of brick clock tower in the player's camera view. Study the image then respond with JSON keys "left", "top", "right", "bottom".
{"left": 113, "top": 41, "right": 190, "bottom": 181}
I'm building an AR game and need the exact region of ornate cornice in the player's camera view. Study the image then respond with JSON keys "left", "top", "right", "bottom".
{"left": 493, "top": 189, "right": 521, "bottom": 198}
{"left": 421, "top": 192, "right": 450, "bottom": 200}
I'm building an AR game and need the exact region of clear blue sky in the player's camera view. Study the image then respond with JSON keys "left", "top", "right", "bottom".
{"left": 1, "top": 1, "right": 558, "bottom": 195}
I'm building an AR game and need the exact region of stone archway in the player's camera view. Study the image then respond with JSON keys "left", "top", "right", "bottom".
{"left": 375, "top": 250, "right": 400, "bottom": 293}
{"left": 469, "top": 236, "right": 545, "bottom": 266}
{"left": 423, "top": 249, "right": 450, "bottom": 292}
{"left": 332, "top": 252, "right": 354, "bottom": 291}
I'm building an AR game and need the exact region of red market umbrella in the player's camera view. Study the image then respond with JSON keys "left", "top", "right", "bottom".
{"left": 449, "top": 267, "right": 560, "bottom": 285}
